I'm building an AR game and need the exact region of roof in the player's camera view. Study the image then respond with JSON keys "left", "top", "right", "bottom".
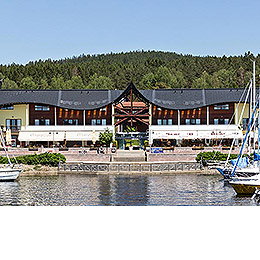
{"left": 0, "top": 83, "right": 251, "bottom": 110}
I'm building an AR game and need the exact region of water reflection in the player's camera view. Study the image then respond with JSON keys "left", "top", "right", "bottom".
{"left": 97, "top": 175, "right": 150, "bottom": 206}
{"left": 0, "top": 174, "right": 258, "bottom": 206}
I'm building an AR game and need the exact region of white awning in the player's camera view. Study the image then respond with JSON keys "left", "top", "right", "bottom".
{"left": 151, "top": 130, "right": 243, "bottom": 140}
{"left": 65, "top": 131, "right": 96, "bottom": 141}
{"left": 18, "top": 131, "right": 65, "bottom": 142}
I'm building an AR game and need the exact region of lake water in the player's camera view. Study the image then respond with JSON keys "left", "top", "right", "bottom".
{"left": 0, "top": 173, "right": 258, "bottom": 206}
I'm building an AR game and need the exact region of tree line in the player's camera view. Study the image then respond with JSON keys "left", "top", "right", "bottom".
{"left": 0, "top": 50, "right": 259, "bottom": 90}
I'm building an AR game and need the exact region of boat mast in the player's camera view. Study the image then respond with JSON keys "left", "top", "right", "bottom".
{"left": 0, "top": 129, "right": 12, "bottom": 166}
{"left": 253, "top": 60, "right": 256, "bottom": 152}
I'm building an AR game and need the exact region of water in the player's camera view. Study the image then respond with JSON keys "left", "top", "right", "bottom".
{"left": 0, "top": 173, "right": 258, "bottom": 206}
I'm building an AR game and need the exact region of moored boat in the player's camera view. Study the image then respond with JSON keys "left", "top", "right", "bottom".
{"left": 0, "top": 129, "right": 22, "bottom": 181}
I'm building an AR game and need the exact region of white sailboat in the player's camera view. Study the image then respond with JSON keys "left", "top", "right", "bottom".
{"left": 0, "top": 129, "right": 21, "bottom": 181}
{"left": 227, "top": 60, "right": 260, "bottom": 195}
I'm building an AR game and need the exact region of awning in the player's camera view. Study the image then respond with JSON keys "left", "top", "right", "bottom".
{"left": 18, "top": 131, "right": 65, "bottom": 142}
{"left": 65, "top": 131, "right": 98, "bottom": 141}
{"left": 151, "top": 130, "right": 243, "bottom": 140}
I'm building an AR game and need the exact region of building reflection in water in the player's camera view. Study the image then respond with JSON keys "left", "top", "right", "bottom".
{"left": 97, "top": 175, "right": 150, "bottom": 206}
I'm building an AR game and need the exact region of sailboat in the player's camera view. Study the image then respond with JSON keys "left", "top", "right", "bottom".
{"left": 227, "top": 60, "right": 260, "bottom": 195}
{"left": 0, "top": 129, "right": 21, "bottom": 181}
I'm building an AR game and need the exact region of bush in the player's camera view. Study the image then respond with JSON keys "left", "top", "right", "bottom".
{"left": 0, "top": 152, "right": 66, "bottom": 167}
{"left": 196, "top": 151, "right": 238, "bottom": 165}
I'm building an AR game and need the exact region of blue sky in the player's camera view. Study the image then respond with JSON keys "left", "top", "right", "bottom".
{"left": 1, "top": 0, "right": 260, "bottom": 65}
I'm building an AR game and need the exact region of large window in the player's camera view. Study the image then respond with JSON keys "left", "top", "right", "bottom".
{"left": 6, "top": 119, "right": 21, "bottom": 131}
{"left": 91, "top": 119, "right": 106, "bottom": 125}
{"left": 214, "top": 104, "right": 229, "bottom": 110}
{"left": 35, "top": 105, "right": 50, "bottom": 111}
{"left": 185, "top": 119, "right": 200, "bottom": 125}
{"left": 35, "top": 119, "right": 50, "bottom": 125}
{"left": 0, "top": 105, "right": 14, "bottom": 110}
{"left": 214, "top": 118, "right": 229, "bottom": 125}
{"left": 63, "top": 119, "right": 78, "bottom": 125}
{"left": 157, "top": 119, "right": 162, "bottom": 125}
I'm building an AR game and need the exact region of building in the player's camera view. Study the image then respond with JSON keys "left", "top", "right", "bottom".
{"left": 0, "top": 82, "right": 250, "bottom": 148}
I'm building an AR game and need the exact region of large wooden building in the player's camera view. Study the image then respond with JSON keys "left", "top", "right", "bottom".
{"left": 0, "top": 82, "right": 250, "bottom": 148}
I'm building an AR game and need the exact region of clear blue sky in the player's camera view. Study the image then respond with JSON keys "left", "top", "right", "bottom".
{"left": 1, "top": 0, "right": 260, "bottom": 65}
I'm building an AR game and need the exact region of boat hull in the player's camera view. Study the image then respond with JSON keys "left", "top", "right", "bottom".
{"left": 0, "top": 169, "right": 22, "bottom": 181}
{"left": 229, "top": 182, "right": 260, "bottom": 195}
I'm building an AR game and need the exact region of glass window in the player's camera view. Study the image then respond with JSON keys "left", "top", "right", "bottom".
{"left": 45, "top": 119, "right": 50, "bottom": 125}
{"left": 157, "top": 119, "right": 162, "bottom": 125}
{"left": 102, "top": 119, "right": 106, "bottom": 125}
{"left": 0, "top": 105, "right": 14, "bottom": 110}
{"left": 242, "top": 118, "right": 249, "bottom": 130}
{"left": 100, "top": 107, "right": 106, "bottom": 112}
{"left": 97, "top": 119, "right": 101, "bottom": 125}
{"left": 222, "top": 104, "right": 229, "bottom": 110}
{"left": 214, "top": 104, "right": 229, "bottom": 110}
{"left": 191, "top": 119, "right": 196, "bottom": 125}
{"left": 91, "top": 119, "right": 96, "bottom": 125}
{"left": 168, "top": 119, "right": 173, "bottom": 125}
{"left": 185, "top": 119, "right": 190, "bottom": 125}
{"left": 6, "top": 119, "right": 10, "bottom": 129}
{"left": 196, "top": 119, "right": 201, "bottom": 125}
{"left": 163, "top": 119, "right": 167, "bottom": 125}
{"left": 219, "top": 118, "right": 224, "bottom": 125}
{"left": 35, "top": 119, "right": 39, "bottom": 126}
{"left": 214, "top": 119, "right": 218, "bottom": 125}
{"left": 6, "top": 119, "right": 22, "bottom": 130}
{"left": 224, "top": 119, "right": 229, "bottom": 125}
{"left": 35, "top": 105, "right": 50, "bottom": 111}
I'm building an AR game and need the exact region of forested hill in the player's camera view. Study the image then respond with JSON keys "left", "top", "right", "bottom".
{"left": 0, "top": 50, "right": 259, "bottom": 90}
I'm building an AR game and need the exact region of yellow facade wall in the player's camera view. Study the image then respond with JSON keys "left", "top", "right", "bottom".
{"left": 0, "top": 104, "right": 27, "bottom": 129}
{"left": 234, "top": 103, "right": 249, "bottom": 125}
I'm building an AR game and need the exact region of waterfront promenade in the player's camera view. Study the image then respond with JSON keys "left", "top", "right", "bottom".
{"left": 0, "top": 146, "right": 237, "bottom": 176}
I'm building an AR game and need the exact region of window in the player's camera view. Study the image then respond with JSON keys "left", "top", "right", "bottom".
{"left": 91, "top": 119, "right": 96, "bottom": 125}
{"left": 35, "top": 119, "right": 50, "bottom": 126}
{"left": 63, "top": 119, "right": 78, "bottom": 125}
{"left": 214, "top": 119, "right": 218, "bottom": 125}
{"left": 100, "top": 107, "right": 106, "bottom": 112}
{"left": 168, "top": 119, "right": 173, "bottom": 125}
{"left": 224, "top": 119, "right": 229, "bottom": 125}
{"left": 102, "top": 119, "right": 106, "bottom": 125}
{"left": 196, "top": 119, "right": 201, "bottom": 125}
{"left": 163, "top": 119, "right": 167, "bottom": 125}
{"left": 190, "top": 119, "right": 196, "bottom": 125}
{"left": 157, "top": 119, "right": 162, "bottom": 125}
{"left": 214, "top": 104, "right": 229, "bottom": 110}
{"left": 35, "top": 105, "right": 50, "bottom": 111}
{"left": 6, "top": 119, "right": 21, "bottom": 131}
{"left": 242, "top": 118, "right": 249, "bottom": 130}
{"left": 185, "top": 119, "right": 190, "bottom": 125}
{"left": 0, "top": 105, "right": 14, "bottom": 110}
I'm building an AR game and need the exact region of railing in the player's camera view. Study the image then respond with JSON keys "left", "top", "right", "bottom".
{"left": 58, "top": 162, "right": 201, "bottom": 173}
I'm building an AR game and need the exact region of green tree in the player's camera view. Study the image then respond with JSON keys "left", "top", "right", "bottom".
{"left": 139, "top": 72, "right": 156, "bottom": 89}
{"left": 51, "top": 75, "right": 65, "bottom": 89}
{"left": 64, "top": 76, "right": 85, "bottom": 89}
{"left": 20, "top": 76, "right": 36, "bottom": 89}
{"left": 2, "top": 78, "right": 19, "bottom": 89}
{"left": 87, "top": 74, "right": 114, "bottom": 89}
{"left": 99, "top": 128, "right": 113, "bottom": 146}
{"left": 155, "top": 66, "right": 174, "bottom": 88}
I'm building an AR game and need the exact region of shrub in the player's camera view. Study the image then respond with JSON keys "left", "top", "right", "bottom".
{"left": 196, "top": 151, "right": 238, "bottom": 165}
{"left": 0, "top": 152, "right": 66, "bottom": 167}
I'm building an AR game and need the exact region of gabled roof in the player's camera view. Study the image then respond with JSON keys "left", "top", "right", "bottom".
{"left": 0, "top": 83, "right": 250, "bottom": 110}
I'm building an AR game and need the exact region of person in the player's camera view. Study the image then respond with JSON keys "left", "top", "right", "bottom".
{"left": 99, "top": 146, "right": 104, "bottom": 154}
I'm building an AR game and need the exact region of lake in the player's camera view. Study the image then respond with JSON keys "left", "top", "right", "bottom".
{"left": 0, "top": 173, "right": 257, "bottom": 206}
